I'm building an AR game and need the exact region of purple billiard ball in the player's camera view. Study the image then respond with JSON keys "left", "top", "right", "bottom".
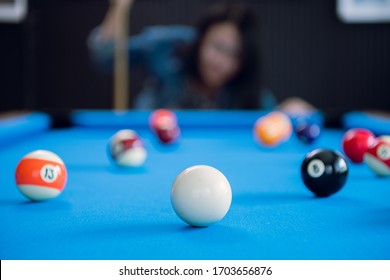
{"left": 296, "top": 123, "right": 321, "bottom": 144}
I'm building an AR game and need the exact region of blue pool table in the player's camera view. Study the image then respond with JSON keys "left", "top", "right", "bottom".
{"left": 0, "top": 111, "right": 389, "bottom": 260}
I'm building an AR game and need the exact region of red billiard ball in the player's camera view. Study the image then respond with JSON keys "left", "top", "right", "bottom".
{"left": 15, "top": 150, "right": 67, "bottom": 201}
{"left": 364, "top": 136, "right": 390, "bottom": 176}
{"left": 342, "top": 128, "right": 375, "bottom": 163}
{"left": 108, "top": 129, "right": 147, "bottom": 167}
{"left": 149, "top": 109, "right": 180, "bottom": 144}
{"left": 149, "top": 109, "right": 177, "bottom": 131}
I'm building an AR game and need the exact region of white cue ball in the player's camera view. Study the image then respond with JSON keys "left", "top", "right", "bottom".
{"left": 171, "top": 165, "right": 232, "bottom": 227}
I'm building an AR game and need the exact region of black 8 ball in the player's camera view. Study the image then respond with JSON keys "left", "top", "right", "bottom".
{"left": 301, "top": 149, "right": 348, "bottom": 197}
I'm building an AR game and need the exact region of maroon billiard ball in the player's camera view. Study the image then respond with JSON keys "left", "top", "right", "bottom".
{"left": 342, "top": 128, "right": 375, "bottom": 163}
{"left": 149, "top": 109, "right": 180, "bottom": 144}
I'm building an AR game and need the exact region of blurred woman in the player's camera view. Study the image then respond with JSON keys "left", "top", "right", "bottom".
{"left": 88, "top": 1, "right": 271, "bottom": 109}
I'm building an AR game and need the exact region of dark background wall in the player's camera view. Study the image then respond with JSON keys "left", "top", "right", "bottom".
{"left": 1, "top": 0, "right": 389, "bottom": 112}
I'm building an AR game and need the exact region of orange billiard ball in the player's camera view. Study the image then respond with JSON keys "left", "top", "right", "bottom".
{"left": 253, "top": 111, "right": 292, "bottom": 146}
{"left": 15, "top": 150, "right": 67, "bottom": 201}
{"left": 364, "top": 136, "right": 390, "bottom": 176}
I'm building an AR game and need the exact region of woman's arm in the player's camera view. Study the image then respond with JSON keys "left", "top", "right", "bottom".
{"left": 88, "top": 17, "right": 195, "bottom": 73}
{"left": 99, "top": 0, "right": 133, "bottom": 42}
{"left": 88, "top": 0, "right": 137, "bottom": 70}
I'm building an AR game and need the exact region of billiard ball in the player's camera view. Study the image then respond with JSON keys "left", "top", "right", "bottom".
{"left": 15, "top": 150, "right": 67, "bottom": 201}
{"left": 342, "top": 128, "right": 375, "bottom": 163}
{"left": 364, "top": 136, "right": 390, "bottom": 177}
{"left": 295, "top": 122, "right": 321, "bottom": 144}
{"left": 108, "top": 129, "right": 147, "bottom": 167}
{"left": 149, "top": 109, "right": 180, "bottom": 144}
{"left": 253, "top": 111, "right": 292, "bottom": 146}
{"left": 155, "top": 125, "right": 180, "bottom": 144}
{"left": 301, "top": 149, "right": 349, "bottom": 197}
{"left": 149, "top": 109, "right": 178, "bottom": 129}
{"left": 171, "top": 165, "right": 232, "bottom": 227}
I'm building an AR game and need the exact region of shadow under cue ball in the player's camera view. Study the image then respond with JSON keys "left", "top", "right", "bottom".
{"left": 170, "top": 165, "right": 232, "bottom": 227}
{"left": 301, "top": 149, "right": 348, "bottom": 197}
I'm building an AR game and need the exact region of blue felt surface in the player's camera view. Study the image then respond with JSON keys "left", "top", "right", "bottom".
{"left": 0, "top": 111, "right": 389, "bottom": 260}
{"left": 0, "top": 113, "right": 50, "bottom": 146}
{"left": 72, "top": 110, "right": 324, "bottom": 129}
{"left": 343, "top": 111, "right": 390, "bottom": 136}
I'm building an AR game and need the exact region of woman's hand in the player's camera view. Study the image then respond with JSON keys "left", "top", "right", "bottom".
{"left": 99, "top": 0, "right": 134, "bottom": 41}
{"left": 278, "top": 97, "right": 316, "bottom": 115}
{"left": 109, "top": 0, "right": 134, "bottom": 11}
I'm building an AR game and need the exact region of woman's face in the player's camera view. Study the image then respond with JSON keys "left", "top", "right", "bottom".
{"left": 198, "top": 22, "right": 243, "bottom": 89}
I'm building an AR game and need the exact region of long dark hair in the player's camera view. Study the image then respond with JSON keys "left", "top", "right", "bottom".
{"left": 184, "top": 4, "right": 261, "bottom": 109}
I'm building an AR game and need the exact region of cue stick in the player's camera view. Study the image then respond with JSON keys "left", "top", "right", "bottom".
{"left": 113, "top": 0, "right": 134, "bottom": 110}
